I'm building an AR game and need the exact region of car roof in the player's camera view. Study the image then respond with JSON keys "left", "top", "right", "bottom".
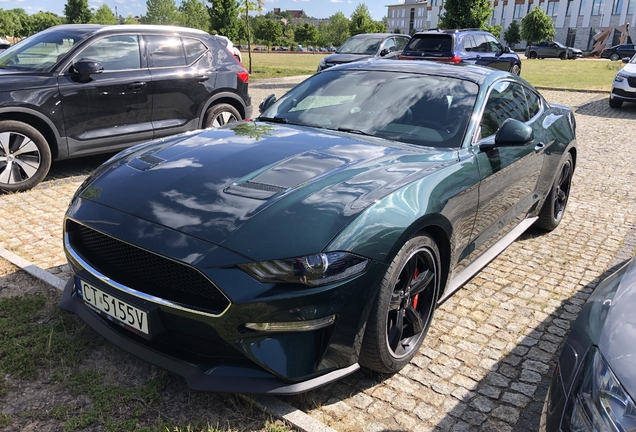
{"left": 413, "top": 28, "right": 491, "bottom": 36}
{"left": 350, "top": 33, "right": 410, "bottom": 39}
{"left": 42, "top": 24, "right": 209, "bottom": 37}
{"left": 324, "top": 59, "right": 510, "bottom": 85}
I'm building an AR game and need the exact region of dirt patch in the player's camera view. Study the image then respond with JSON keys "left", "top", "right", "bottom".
{"left": 0, "top": 258, "right": 288, "bottom": 432}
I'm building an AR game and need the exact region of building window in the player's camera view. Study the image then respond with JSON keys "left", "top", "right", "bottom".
{"left": 613, "top": 0, "right": 623, "bottom": 13}
{"left": 566, "top": 0, "right": 573, "bottom": 15}
{"left": 546, "top": 1, "right": 559, "bottom": 15}
{"left": 501, "top": 4, "right": 508, "bottom": 23}
{"left": 513, "top": 3, "right": 524, "bottom": 18}
{"left": 587, "top": 27, "right": 597, "bottom": 50}
{"left": 629, "top": 0, "right": 635, "bottom": 13}
{"left": 580, "top": 0, "right": 588, "bottom": 14}
{"left": 566, "top": 28, "right": 577, "bottom": 46}
{"left": 591, "top": 0, "right": 605, "bottom": 15}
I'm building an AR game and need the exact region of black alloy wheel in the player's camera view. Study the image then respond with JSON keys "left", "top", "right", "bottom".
{"left": 536, "top": 153, "right": 573, "bottom": 231}
{"left": 528, "top": 51, "right": 538, "bottom": 59}
{"left": 559, "top": 52, "right": 567, "bottom": 60}
{"left": 610, "top": 53, "right": 620, "bottom": 61}
{"left": 204, "top": 103, "right": 241, "bottom": 129}
{"left": 0, "top": 120, "right": 51, "bottom": 193}
{"left": 360, "top": 233, "right": 440, "bottom": 374}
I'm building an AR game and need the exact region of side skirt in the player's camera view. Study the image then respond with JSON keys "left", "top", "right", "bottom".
{"left": 438, "top": 216, "right": 538, "bottom": 305}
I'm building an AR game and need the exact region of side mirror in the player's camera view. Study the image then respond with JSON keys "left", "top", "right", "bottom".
{"left": 73, "top": 59, "right": 103, "bottom": 82}
{"left": 479, "top": 119, "right": 534, "bottom": 151}
{"left": 504, "top": 46, "right": 511, "bottom": 53}
{"left": 259, "top": 94, "right": 277, "bottom": 113}
{"left": 623, "top": 57, "right": 631, "bottom": 63}
{"left": 380, "top": 48, "right": 389, "bottom": 57}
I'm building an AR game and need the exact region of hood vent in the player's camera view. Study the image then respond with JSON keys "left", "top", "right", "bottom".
{"left": 127, "top": 154, "right": 167, "bottom": 171}
{"left": 237, "top": 181, "right": 287, "bottom": 193}
{"left": 224, "top": 180, "right": 288, "bottom": 200}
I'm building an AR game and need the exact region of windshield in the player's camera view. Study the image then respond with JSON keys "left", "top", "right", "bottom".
{"left": 555, "top": 42, "right": 566, "bottom": 48}
{"left": 259, "top": 70, "right": 478, "bottom": 148}
{"left": 0, "top": 28, "right": 92, "bottom": 72}
{"left": 337, "top": 37, "right": 383, "bottom": 55}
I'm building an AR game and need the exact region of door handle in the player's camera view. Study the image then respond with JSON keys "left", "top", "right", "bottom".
{"left": 195, "top": 75, "right": 209, "bottom": 82}
{"left": 127, "top": 82, "right": 147, "bottom": 90}
{"left": 534, "top": 142, "right": 545, "bottom": 152}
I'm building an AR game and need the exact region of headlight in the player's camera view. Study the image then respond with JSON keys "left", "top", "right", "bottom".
{"left": 239, "top": 251, "right": 369, "bottom": 287}
{"left": 615, "top": 73, "right": 628, "bottom": 82}
{"left": 564, "top": 346, "right": 636, "bottom": 431}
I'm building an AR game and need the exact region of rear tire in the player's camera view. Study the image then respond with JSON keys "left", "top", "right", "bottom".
{"left": 0, "top": 120, "right": 52, "bottom": 193}
{"left": 528, "top": 51, "right": 538, "bottom": 59}
{"left": 609, "top": 97, "right": 623, "bottom": 108}
{"left": 610, "top": 53, "right": 620, "bottom": 61}
{"left": 203, "top": 104, "right": 242, "bottom": 128}
{"left": 359, "top": 233, "right": 440, "bottom": 374}
{"left": 535, "top": 153, "right": 573, "bottom": 231}
{"left": 559, "top": 52, "right": 566, "bottom": 60}
{"left": 510, "top": 64, "right": 521, "bottom": 75}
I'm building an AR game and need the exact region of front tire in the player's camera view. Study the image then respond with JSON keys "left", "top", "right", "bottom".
{"left": 510, "top": 64, "right": 521, "bottom": 75}
{"left": 559, "top": 52, "right": 566, "bottom": 60}
{"left": 203, "top": 103, "right": 242, "bottom": 128}
{"left": 535, "top": 153, "right": 573, "bottom": 231}
{"left": 528, "top": 51, "right": 538, "bottom": 59}
{"left": 359, "top": 233, "right": 441, "bottom": 374}
{"left": 610, "top": 53, "right": 620, "bottom": 61}
{"left": 0, "top": 120, "right": 52, "bottom": 193}
{"left": 609, "top": 97, "right": 623, "bottom": 108}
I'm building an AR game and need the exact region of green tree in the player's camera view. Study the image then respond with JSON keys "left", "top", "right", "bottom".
{"left": 504, "top": 20, "right": 521, "bottom": 47}
{"left": 208, "top": 0, "right": 240, "bottom": 41}
{"left": 521, "top": 6, "right": 555, "bottom": 45}
{"left": 438, "top": 0, "right": 491, "bottom": 30}
{"left": 179, "top": 0, "right": 209, "bottom": 31}
{"left": 295, "top": 22, "right": 318, "bottom": 47}
{"left": 238, "top": 0, "right": 264, "bottom": 73}
{"left": 91, "top": 4, "right": 117, "bottom": 24}
{"left": 122, "top": 14, "right": 139, "bottom": 24}
{"left": 253, "top": 16, "right": 281, "bottom": 51}
{"left": 64, "top": 0, "right": 93, "bottom": 24}
{"left": 0, "top": 9, "right": 21, "bottom": 37}
{"left": 142, "top": 0, "right": 180, "bottom": 25}
{"left": 29, "top": 11, "right": 63, "bottom": 34}
{"left": 485, "top": 24, "right": 503, "bottom": 39}
{"left": 349, "top": 4, "right": 385, "bottom": 35}
{"left": 325, "top": 11, "right": 350, "bottom": 46}
{"left": 10, "top": 9, "right": 30, "bottom": 38}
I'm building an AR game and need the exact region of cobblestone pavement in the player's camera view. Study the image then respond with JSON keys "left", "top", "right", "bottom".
{"left": 1, "top": 82, "right": 635, "bottom": 432}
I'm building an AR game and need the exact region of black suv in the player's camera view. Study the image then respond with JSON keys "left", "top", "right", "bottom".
{"left": 399, "top": 29, "right": 521, "bottom": 75}
{"left": 0, "top": 24, "right": 252, "bottom": 192}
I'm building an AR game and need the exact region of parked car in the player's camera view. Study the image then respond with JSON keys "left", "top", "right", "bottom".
{"left": 399, "top": 28, "right": 522, "bottom": 75}
{"left": 253, "top": 46, "right": 266, "bottom": 51}
{"left": 295, "top": 45, "right": 307, "bottom": 52}
{"left": 0, "top": 38, "right": 9, "bottom": 52}
{"left": 0, "top": 24, "right": 251, "bottom": 193}
{"left": 317, "top": 33, "right": 410, "bottom": 71}
{"left": 525, "top": 41, "right": 583, "bottom": 59}
{"left": 601, "top": 43, "right": 636, "bottom": 61}
{"left": 216, "top": 35, "right": 242, "bottom": 63}
{"left": 60, "top": 59, "right": 577, "bottom": 394}
{"left": 609, "top": 55, "right": 636, "bottom": 108}
{"left": 540, "top": 254, "right": 636, "bottom": 431}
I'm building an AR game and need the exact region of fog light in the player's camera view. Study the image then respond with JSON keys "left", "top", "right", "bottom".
{"left": 245, "top": 315, "right": 336, "bottom": 332}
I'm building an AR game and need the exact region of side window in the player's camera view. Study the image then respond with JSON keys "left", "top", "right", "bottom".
{"left": 463, "top": 35, "right": 476, "bottom": 52}
{"left": 75, "top": 35, "right": 141, "bottom": 71}
{"left": 524, "top": 87, "right": 542, "bottom": 119}
{"left": 383, "top": 38, "right": 396, "bottom": 53}
{"left": 395, "top": 37, "right": 408, "bottom": 51}
{"left": 479, "top": 81, "right": 530, "bottom": 139}
{"left": 147, "top": 35, "right": 186, "bottom": 68}
{"left": 473, "top": 34, "right": 489, "bottom": 52}
{"left": 485, "top": 35, "right": 502, "bottom": 52}
{"left": 183, "top": 38, "right": 207, "bottom": 64}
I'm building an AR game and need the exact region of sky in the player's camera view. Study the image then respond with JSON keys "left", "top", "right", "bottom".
{"left": 10, "top": 0, "right": 397, "bottom": 22}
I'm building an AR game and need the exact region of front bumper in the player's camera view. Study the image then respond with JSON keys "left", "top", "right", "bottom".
{"left": 611, "top": 79, "right": 636, "bottom": 102}
{"left": 60, "top": 278, "right": 359, "bottom": 394}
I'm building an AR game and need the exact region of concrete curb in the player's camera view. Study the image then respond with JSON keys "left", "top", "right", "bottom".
{"left": 534, "top": 86, "right": 607, "bottom": 94}
{"left": 0, "top": 245, "right": 334, "bottom": 432}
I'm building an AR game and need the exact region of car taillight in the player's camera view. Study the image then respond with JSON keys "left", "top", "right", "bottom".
{"left": 237, "top": 71, "right": 249, "bottom": 83}
{"left": 398, "top": 54, "right": 414, "bottom": 60}
{"left": 451, "top": 55, "right": 462, "bottom": 64}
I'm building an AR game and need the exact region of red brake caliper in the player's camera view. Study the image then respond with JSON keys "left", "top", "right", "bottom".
{"left": 412, "top": 268, "right": 419, "bottom": 309}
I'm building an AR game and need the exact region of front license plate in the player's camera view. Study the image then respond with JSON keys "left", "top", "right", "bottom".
{"left": 77, "top": 279, "right": 149, "bottom": 335}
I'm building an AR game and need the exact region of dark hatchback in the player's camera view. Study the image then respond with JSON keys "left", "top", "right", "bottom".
{"left": 541, "top": 254, "right": 636, "bottom": 431}
{"left": 0, "top": 24, "right": 251, "bottom": 192}
{"left": 399, "top": 29, "right": 522, "bottom": 75}
{"left": 317, "top": 33, "right": 410, "bottom": 71}
{"left": 60, "top": 60, "right": 577, "bottom": 394}
{"left": 601, "top": 43, "right": 636, "bottom": 61}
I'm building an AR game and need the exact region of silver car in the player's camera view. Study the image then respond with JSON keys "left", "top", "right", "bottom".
{"left": 609, "top": 54, "right": 636, "bottom": 108}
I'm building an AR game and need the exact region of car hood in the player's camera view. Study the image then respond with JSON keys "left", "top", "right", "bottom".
{"left": 621, "top": 63, "right": 636, "bottom": 75}
{"left": 78, "top": 122, "right": 451, "bottom": 261}
{"left": 324, "top": 53, "right": 375, "bottom": 64}
{"left": 597, "top": 256, "right": 636, "bottom": 400}
{"left": 0, "top": 70, "right": 56, "bottom": 92}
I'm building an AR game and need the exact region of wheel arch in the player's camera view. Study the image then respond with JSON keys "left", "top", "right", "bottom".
{"left": 199, "top": 92, "right": 247, "bottom": 128}
{"left": 0, "top": 108, "right": 62, "bottom": 159}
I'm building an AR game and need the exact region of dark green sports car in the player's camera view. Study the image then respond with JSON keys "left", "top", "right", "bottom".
{"left": 60, "top": 60, "right": 577, "bottom": 394}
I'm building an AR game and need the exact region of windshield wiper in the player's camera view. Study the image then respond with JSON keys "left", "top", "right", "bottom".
{"left": 258, "top": 116, "right": 290, "bottom": 124}
{"left": 334, "top": 127, "right": 375, "bottom": 137}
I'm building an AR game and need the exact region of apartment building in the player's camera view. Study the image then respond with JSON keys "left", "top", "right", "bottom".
{"left": 387, "top": 0, "right": 635, "bottom": 50}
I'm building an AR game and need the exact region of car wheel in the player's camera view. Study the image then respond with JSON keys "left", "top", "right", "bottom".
{"left": 610, "top": 53, "right": 620, "bottom": 61}
{"left": 510, "top": 64, "right": 521, "bottom": 75}
{"left": 359, "top": 232, "right": 440, "bottom": 374}
{"left": 528, "top": 51, "right": 537, "bottom": 59}
{"left": 559, "top": 52, "right": 566, "bottom": 60}
{"left": 609, "top": 97, "right": 623, "bottom": 108}
{"left": 0, "top": 120, "right": 51, "bottom": 193}
{"left": 203, "top": 104, "right": 242, "bottom": 128}
{"left": 535, "top": 153, "right": 573, "bottom": 231}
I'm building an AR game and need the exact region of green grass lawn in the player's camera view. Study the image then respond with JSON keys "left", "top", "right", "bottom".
{"left": 246, "top": 52, "right": 623, "bottom": 91}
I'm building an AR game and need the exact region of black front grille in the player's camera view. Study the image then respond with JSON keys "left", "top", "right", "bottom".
{"left": 67, "top": 220, "right": 230, "bottom": 315}
{"left": 628, "top": 76, "right": 636, "bottom": 88}
{"left": 613, "top": 88, "right": 636, "bottom": 99}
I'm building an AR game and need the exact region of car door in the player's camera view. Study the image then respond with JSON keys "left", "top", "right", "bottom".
{"left": 58, "top": 34, "right": 153, "bottom": 156}
{"left": 145, "top": 35, "right": 216, "bottom": 138}
{"left": 468, "top": 80, "right": 546, "bottom": 259}
{"left": 618, "top": 44, "right": 635, "bottom": 59}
